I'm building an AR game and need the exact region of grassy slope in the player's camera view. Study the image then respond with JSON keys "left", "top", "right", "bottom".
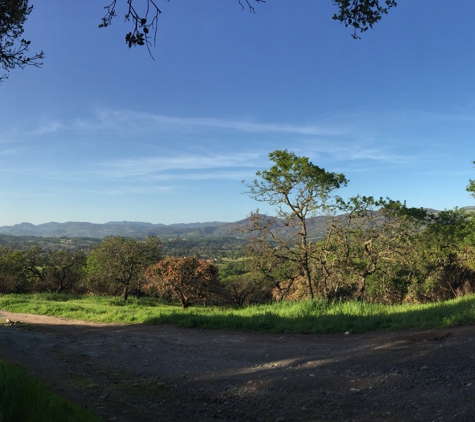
{"left": 0, "top": 358, "right": 101, "bottom": 422}
{"left": 1, "top": 293, "right": 475, "bottom": 334}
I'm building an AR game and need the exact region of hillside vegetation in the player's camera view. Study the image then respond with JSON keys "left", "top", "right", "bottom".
{"left": 0, "top": 151, "right": 474, "bottom": 313}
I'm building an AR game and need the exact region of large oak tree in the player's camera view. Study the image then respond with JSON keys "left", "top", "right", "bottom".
{"left": 87, "top": 235, "right": 163, "bottom": 300}
{"left": 245, "top": 149, "right": 348, "bottom": 300}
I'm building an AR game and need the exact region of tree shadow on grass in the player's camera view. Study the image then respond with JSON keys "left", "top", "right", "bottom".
{"left": 143, "top": 296, "right": 475, "bottom": 334}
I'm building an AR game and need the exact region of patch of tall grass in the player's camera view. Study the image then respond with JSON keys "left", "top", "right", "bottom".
{"left": 1, "top": 293, "right": 475, "bottom": 334}
{"left": 0, "top": 358, "right": 101, "bottom": 422}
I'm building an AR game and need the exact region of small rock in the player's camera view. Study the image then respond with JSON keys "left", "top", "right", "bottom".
{"left": 420, "top": 366, "right": 429, "bottom": 371}
{"left": 344, "top": 331, "right": 350, "bottom": 335}
{"left": 350, "top": 388, "right": 360, "bottom": 394}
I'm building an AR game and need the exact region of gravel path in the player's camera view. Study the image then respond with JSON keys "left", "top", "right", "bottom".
{"left": 1, "top": 311, "right": 475, "bottom": 421}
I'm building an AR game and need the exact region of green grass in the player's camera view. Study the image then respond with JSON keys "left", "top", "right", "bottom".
{"left": 1, "top": 293, "right": 475, "bottom": 334}
{"left": 0, "top": 358, "right": 101, "bottom": 422}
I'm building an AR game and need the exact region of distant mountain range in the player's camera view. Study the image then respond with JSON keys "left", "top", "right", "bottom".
{"left": 0, "top": 207, "right": 472, "bottom": 240}
{"left": 0, "top": 216, "right": 329, "bottom": 240}
{"left": 0, "top": 220, "right": 249, "bottom": 239}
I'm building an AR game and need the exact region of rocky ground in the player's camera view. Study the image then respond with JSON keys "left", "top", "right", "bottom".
{"left": 1, "top": 311, "right": 475, "bottom": 421}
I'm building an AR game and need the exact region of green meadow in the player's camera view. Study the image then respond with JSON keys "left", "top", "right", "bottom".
{"left": 2, "top": 293, "right": 475, "bottom": 334}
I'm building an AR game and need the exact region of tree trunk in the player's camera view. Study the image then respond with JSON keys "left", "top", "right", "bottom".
{"left": 302, "top": 253, "right": 314, "bottom": 300}
{"left": 122, "top": 285, "right": 129, "bottom": 301}
{"left": 355, "top": 276, "right": 366, "bottom": 301}
{"left": 304, "top": 269, "right": 314, "bottom": 300}
{"left": 300, "top": 220, "right": 314, "bottom": 300}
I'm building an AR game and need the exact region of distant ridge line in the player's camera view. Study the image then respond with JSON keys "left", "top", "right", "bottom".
{"left": 0, "top": 220, "right": 245, "bottom": 239}
{"left": 0, "top": 206, "right": 463, "bottom": 239}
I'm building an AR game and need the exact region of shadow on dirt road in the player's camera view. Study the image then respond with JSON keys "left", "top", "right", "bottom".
{"left": 1, "top": 311, "right": 475, "bottom": 421}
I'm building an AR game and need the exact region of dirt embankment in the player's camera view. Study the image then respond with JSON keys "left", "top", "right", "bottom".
{"left": 1, "top": 311, "right": 475, "bottom": 421}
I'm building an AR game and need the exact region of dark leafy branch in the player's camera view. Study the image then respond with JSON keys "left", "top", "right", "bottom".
{"left": 467, "top": 161, "right": 475, "bottom": 199}
{"left": 99, "top": 0, "right": 394, "bottom": 55}
{"left": 0, "top": 0, "right": 43, "bottom": 83}
{"left": 332, "top": 0, "right": 397, "bottom": 39}
{"left": 99, "top": 0, "right": 267, "bottom": 57}
{"left": 0, "top": 0, "right": 397, "bottom": 84}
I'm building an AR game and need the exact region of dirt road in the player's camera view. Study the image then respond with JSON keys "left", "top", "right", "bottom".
{"left": 1, "top": 311, "right": 475, "bottom": 421}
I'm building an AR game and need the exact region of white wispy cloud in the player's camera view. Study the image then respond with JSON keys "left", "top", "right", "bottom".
{"left": 0, "top": 152, "right": 260, "bottom": 184}
{"left": 344, "top": 147, "right": 413, "bottom": 163}
{"left": 92, "top": 153, "right": 261, "bottom": 179}
{"left": 419, "top": 168, "right": 474, "bottom": 177}
{"left": 0, "top": 167, "right": 89, "bottom": 182}
{"left": 24, "top": 108, "right": 347, "bottom": 137}
{"left": 147, "top": 169, "right": 257, "bottom": 182}
{"left": 18, "top": 107, "right": 475, "bottom": 154}
{"left": 303, "top": 141, "right": 423, "bottom": 165}
{"left": 92, "top": 109, "right": 348, "bottom": 136}
{"left": 99, "top": 185, "right": 172, "bottom": 195}
{"left": 0, "top": 189, "right": 55, "bottom": 199}
{"left": 0, "top": 148, "right": 23, "bottom": 156}
{"left": 16, "top": 107, "right": 447, "bottom": 172}
{"left": 28, "top": 121, "right": 63, "bottom": 136}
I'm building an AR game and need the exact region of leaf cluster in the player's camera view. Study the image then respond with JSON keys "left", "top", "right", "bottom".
{"left": 332, "top": 0, "right": 397, "bottom": 38}
{"left": 0, "top": 0, "right": 43, "bottom": 83}
{"left": 246, "top": 150, "right": 348, "bottom": 220}
{"left": 467, "top": 161, "right": 475, "bottom": 199}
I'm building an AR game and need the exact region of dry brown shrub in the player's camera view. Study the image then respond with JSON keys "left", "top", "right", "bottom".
{"left": 144, "top": 257, "right": 222, "bottom": 308}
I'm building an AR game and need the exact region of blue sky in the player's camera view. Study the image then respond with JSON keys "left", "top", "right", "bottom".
{"left": 1, "top": 0, "right": 474, "bottom": 226}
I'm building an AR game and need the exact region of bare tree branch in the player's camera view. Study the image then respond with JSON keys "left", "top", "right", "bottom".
{"left": 99, "top": 0, "right": 266, "bottom": 59}
{"left": 238, "top": 0, "right": 266, "bottom": 13}
{"left": 100, "top": 0, "right": 164, "bottom": 59}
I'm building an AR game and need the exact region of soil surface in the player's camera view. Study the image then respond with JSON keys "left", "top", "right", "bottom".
{"left": 1, "top": 311, "right": 475, "bottom": 421}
